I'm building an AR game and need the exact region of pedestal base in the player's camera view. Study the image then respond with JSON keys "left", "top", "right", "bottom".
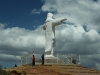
{"left": 44, "top": 54, "right": 64, "bottom": 63}
{"left": 44, "top": 54, "right": 57, "bottom": 59}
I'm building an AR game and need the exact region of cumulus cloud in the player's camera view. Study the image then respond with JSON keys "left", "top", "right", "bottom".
{"left": 0, "top": 24, "right": 45, "bottom": 62}
{"left": 0, "top": 54, "right": 20, "bottom": 62}
{"left": 0, "top": 23, "right": 6, "bottom": 29}
{"left": 31, "top": 9, "right": 41, "bottom": 14}
{"left": 41, "top": 0, "right": 100, "bottom": 31}
{"left": 55, "top": 24, "right": 100, "bottom": 55}
{"left": 0, "top": 21, "right": 100, "bottom": 70}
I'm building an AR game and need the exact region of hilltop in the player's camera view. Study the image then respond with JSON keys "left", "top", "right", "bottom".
{"left": 4, "top": 64, "right": 100, "bottom": 75}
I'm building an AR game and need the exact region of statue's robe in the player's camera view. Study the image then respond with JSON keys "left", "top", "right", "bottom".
{"left": 43, "top": 19, "right": 64, "bottom": 54}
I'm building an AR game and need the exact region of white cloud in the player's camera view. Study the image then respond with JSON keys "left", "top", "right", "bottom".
{"left": 0, "top": 21, "right": 100, "bottom": 69}
{"left": 0, "top": 54, "right": 20, "bottom": 62}
{"left": 31, "top": 9, "right": 41, "bottom": 14}
{"left": 41, "top": 0, "right": 100, "bottom": 31}
{"left": 0, "top": 24, "right": 45, "bottom": 63}
{"left": 0, "top": 23, "right": 6, "bottom": 29}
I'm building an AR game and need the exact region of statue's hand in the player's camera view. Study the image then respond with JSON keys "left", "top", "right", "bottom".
{"left": 61, "top": 18, "right": 67, "bottom": 22}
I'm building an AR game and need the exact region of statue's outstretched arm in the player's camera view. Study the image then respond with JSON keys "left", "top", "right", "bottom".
{"left": 52, "top": 18, "right": 67, "bottom": 27}
{"left": 61, "top": 18, "right": 67, "bottom": 22}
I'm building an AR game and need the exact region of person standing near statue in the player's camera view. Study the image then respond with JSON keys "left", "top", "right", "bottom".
{"left": 41, "top": 54, "right": 44, "bottom": 65}
{"left": 32, "top": 55, "right": 35, "bottom": 67}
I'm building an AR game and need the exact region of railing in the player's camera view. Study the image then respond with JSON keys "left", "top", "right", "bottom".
{"left": 20, "top": 53, "right": 80, "bottom": 66}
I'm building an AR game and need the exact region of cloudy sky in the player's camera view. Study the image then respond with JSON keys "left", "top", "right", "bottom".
{"left": 0, "top": 0, "right": 100, "bottom": 70}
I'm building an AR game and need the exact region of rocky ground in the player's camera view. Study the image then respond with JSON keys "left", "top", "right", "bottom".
{"left": 5, "top": 64, "right": 100, "bottom": 75}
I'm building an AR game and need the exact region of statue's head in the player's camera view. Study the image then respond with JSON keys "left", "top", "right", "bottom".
{"left": 47, "top": 13, "right": 53, "bottom": 18}
{"left": 46, "top": 13, "right": 53, "bottom": 21}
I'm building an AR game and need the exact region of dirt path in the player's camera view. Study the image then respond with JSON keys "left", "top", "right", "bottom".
{"left": 21, "top": 65, "right": 70, "bottom": 75}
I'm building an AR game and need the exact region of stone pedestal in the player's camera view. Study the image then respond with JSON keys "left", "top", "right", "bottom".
{"left": 44, "top": 54, "right": 64, "bottom": 63}
{"left": 44, "top": 54, "right": 56, "bottom": 59}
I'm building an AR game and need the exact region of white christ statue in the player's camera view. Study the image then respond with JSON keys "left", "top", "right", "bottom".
{"left": 43, "top": 13, "right": 67, "bottom": 58}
